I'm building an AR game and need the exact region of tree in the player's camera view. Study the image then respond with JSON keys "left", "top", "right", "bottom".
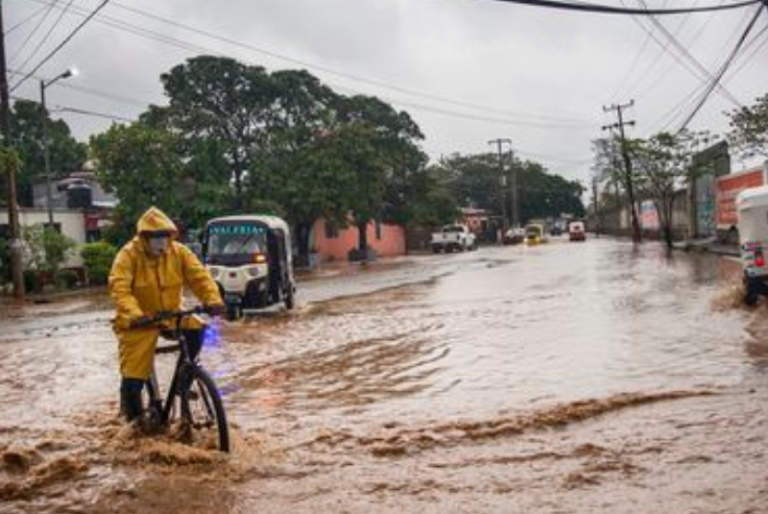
{"left": 336, "top": 95, "right": 425, "bottom": 255}
{"left": 21, "top": 223, "right": 76, "bottom": 277}
{"left": 90, "top": 123, "right": 183, "bottom": 244}
{"left": 4, "top": 99, "right": 86, "bottom": 206}
{"left": 406, "top": 165, "right": 459, "bottom": 227}
{"left": 634, "top": 130, "right": 710, "bottom": 249}
{"left": 152, "top": 56, "right": 275, "bottom": 208}
{"left": 433, "top": 152, "right": 584, "bottom": 224}
{"left": 591, "top": 136, "right": 642, "bottom": 239}
{"left": 727, "top": 93, "right": 768, "bottom": 159}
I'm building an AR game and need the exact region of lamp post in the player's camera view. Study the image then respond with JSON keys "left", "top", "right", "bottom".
{"left": 41, "top": 68, "right": 76, "bottom": 226}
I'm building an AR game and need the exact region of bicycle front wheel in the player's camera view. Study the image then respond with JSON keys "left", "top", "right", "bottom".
{"left": 179, "top": 367, "right": 230, "bottom": 452}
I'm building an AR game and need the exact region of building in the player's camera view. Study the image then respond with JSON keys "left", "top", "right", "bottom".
{"left": 310, "top": 218, "right": 406, "bottom": 263}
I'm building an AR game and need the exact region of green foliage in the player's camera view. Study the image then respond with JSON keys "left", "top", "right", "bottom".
{"left": 633, "top": 130, "right": 711, "bottom": 247}
{"left": 91, "top": 123, "right": 183, "bottom": 234}
{"left": 21, "top": 224, "right": 76, "bottom": 276}
{"left": 8, "top": 100, "right": 87, "bottom": 206}
{"left": 434, "top": 153, "right": 585, "bottom": 223}
{"left": 727, "top": 93, "right": 768, "bottom": 159}
{"left": 54, "top": 269, "right": 79, "bottom": 290}
{"left": 0, "top": 238, "right": 9, "bottom": 284}
{"left": 23, "top": 269, "right": 42, "bottom": 294}
{"left": 81, "top": 241, "right": 118, "bottom": 285}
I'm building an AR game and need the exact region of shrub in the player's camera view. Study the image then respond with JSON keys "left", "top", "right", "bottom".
{"left": 21, "top": 224, "right": 76, "bottom": 277}
{"left": 81, "top": 242, "right": 118, "bottom": 285}
{"left": 0, "top": 238, "right": 9, "bottom": 284}
{"left": 54, "top": 269, "right": 79, "bottom": 290}
{"left": 23, "top": 269, "right": 43, "bottom": 294}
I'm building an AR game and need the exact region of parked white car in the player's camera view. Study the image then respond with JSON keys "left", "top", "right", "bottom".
{"left": 431, "top": 224, "right": 477, "bottom": 253}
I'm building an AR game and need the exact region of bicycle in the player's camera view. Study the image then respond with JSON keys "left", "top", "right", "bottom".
{"left": 135, "top": 306, "right": 230, "bottom": 452}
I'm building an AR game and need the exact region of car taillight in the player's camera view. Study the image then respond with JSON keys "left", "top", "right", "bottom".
{"left": 756, "top": 251, "right": 765, "bottom": 267}
{"left": 253, "top": 253, "right": 267, "bottom": 264}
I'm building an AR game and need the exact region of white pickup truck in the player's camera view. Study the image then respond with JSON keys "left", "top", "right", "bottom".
{"left": 431, "top": 224, "right": 477, "bottom": 253}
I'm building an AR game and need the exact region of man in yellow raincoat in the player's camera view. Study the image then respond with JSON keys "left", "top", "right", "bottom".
{"left": 108, "top": 206, "right": 224, "bottom": 422}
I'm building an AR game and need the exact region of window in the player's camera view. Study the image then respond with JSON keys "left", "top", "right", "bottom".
{"left": 375, "top": 220, "right": 382, "bottom": 240}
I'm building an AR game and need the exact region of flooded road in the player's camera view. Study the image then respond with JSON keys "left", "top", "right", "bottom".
{"left": 1, "top": 237, "right": 767, "bottom": 513}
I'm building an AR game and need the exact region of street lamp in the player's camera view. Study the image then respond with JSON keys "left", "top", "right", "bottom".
{"left": 41, "top": 67, "right": 77, "bottom": 226}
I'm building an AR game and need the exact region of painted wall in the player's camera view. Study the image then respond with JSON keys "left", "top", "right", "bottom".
{"left": 0, "top": 209, "right": 86, "bottom": 267}
{"left": 311, "top": 219, "right": 406, "bottom": 262}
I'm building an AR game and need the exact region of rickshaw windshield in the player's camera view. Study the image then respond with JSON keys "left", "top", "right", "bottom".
{"left": 206, "top": 223, "right": 268, "bottom": 265}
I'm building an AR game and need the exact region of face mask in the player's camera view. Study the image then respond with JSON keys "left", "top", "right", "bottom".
{"left": 148, "top": 236, "right": 170, "bottom": 256}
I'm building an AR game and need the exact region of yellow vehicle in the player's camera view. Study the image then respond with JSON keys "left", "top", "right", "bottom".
{"left": 524, "top": 223, "right": 546, "bottom": 245}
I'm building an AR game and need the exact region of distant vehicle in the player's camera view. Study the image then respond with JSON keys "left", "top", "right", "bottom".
{"left": 204, "top": 215, "right": 296, "bottom": 320}
{"left": 431, "top": 224, "right": 477, "bottom": 253}
{"left": 568, "top": 221, "right": 586, "bottom": 242}
{"left": 524, "top": 223, "right": 546, "bottom": 246}
{"left": 503, "top": 227, "right": 526, "bottom": 245}
{"left": 737, "top": 186, "right": 768, "bottom": 306}
{"left": 550, "top": 226, "right": 563, "bottom": 237}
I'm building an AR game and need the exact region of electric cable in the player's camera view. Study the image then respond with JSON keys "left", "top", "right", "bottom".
{"left": 11, "top": 0, "right": 77, "bottom": 86}
{"left": 8, "top": 0, "right": 58, "bottom": 64}
{"left": 474, "top": 0, "right": 760, "bottom": 16}
{"left": 676, "top": 5, "right": 762, "bottom": 132}
{"left": 5, "top": 4, "right": 48, "bottom": 35}
{"left": 10, "top": 0, "right": 111, "bottom": 93}
{"left": 22, "top": 0, "right": 597, "bottom": 125}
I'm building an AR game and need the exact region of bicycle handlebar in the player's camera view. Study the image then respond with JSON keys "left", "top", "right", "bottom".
{"left": 131, "top": 305, "right": 210, "bottom": 329}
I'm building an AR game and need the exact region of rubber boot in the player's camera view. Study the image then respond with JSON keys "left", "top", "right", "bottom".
{"left": 120, "top": 378, "right": 144, "bottom": 422}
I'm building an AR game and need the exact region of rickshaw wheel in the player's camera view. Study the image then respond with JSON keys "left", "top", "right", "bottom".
{"left": 745, "top": 278, "right": 760, "bottom": 307}
{"left": 225, "top": 304, "right": 241, "bottom": 321}
{"left": 285, "top": 289, "right": 295, "bottom": 310}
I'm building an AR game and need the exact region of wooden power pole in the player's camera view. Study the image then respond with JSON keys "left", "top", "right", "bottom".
{"left": 0, "top": 0, "right": 26, "bottom": 299}
{"left": 603, "top": 101, "right": 641, "bottom": 243}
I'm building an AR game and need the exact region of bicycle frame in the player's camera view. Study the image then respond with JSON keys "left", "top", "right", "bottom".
{"left": 145, "top": 312, "right": 200, "bottom": 429}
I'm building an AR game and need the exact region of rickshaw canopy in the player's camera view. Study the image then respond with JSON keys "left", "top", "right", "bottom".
{"left": 736, "top": 186, "right": 768, "bottom": 244}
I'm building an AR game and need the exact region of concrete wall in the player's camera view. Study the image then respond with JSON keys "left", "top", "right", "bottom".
{"left": 0, "top": 209, "right": 85, "bottom": 267}
{"left": 311, "top": 219, "right": 406, "bottom": 262}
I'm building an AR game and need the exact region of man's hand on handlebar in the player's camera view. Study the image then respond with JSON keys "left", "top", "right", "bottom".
{"left": 205, "top": 304, "right": 226, "bottom": 317}
{"left": 130, "top": 314, "right": 155, "bottom": 329}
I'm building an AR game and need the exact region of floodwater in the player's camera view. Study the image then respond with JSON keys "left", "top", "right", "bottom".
{"left": 1, "top": 237, "right": 767, "bottom": 513}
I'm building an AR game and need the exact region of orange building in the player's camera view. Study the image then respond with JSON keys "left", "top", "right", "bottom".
{"left": 311, "top": 219, "right": 406, "bottom": 262}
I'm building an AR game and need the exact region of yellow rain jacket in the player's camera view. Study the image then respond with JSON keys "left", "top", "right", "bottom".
{"left": 109, "top": 207, "right": 223, "bottom": 379}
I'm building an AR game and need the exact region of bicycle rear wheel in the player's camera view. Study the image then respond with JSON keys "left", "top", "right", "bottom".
{"left": 179, "top": 367, "right": 230, "bottom": 452}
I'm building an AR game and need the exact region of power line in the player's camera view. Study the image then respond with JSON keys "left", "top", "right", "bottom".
{"left": 676, "top": 5, "right": 763, "bottom": 132}
{"left": 634, "top": 0, "right": 743, "bottom": 107}
{"left": 5, "top": 4, "right": 48, "bottom": 35}
{"left": 10, "top": 92, "right": 135, "bottom": 122}
{"left": 23, "top": 0, "right": 596, "bottom": 126}
{"left": 8, "top": 0, "right": 57, "bottom": 64}
{"left": 476, "top": 0, "right": 760, "bottom": 15}
{"left": 645, "top": 12, "right": 767, "bottom": 134}
{"left": 10, "top": 0, "right": 110, "bottom": 93}
{"left": 11, "top": 0, "right": 77, "bottom": 85}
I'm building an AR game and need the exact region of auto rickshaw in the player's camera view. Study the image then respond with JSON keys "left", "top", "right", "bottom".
{"left": 568, "top": 220, "right": 586, "bottom": 242}
{"left": 524, "top": 223, "right": 546, "bottom": 246}
{"left": 737, "top": 186, "right": 768, "bottom": 306}
{"left": 203, "top": 215, "right": 296, "bottom": 320}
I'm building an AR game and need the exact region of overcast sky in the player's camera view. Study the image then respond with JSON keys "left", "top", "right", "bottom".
{"left": 5, "top": 0, "right": 767, "bottom": 187}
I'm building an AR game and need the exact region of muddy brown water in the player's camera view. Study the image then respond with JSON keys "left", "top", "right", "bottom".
{"left": 1, "top": 238, "right": 767, "bottom": 513}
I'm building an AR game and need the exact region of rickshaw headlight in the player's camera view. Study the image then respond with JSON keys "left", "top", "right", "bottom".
{"left": 253, "top": 253, "right": 267, "bottom": 264}
{"left": 247, "top": 267, "right": 260, "bottom": 278}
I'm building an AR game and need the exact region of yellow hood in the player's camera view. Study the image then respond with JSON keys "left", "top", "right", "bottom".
{"left": 136, "top": 206, "right": 178, "bottom": 236}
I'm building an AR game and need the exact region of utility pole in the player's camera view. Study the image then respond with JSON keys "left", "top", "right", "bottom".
{"left": 591, "top": 175, "right": 600, "bottom": 237}
{"left": 488, "top": 138, "right": 513, "bottom": 234}
{"left": 0, "top": 0, "right": 25, "bottom": 300}
{"left": 602, "top": 100, "right": 641, "bottom": 243}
